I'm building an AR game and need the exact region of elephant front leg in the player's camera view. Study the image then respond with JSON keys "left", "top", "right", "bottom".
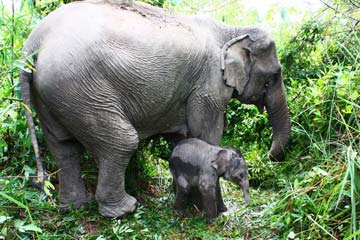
{"left": 187, "top": 94, "right": 225, "bottom": 145}
{"left": 199, "top": 177, "right": 217, "bottom": 224}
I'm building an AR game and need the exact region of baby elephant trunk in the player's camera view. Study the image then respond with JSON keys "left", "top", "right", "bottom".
{"left": 240, "top": 179, "right": 250, "bottom": 204}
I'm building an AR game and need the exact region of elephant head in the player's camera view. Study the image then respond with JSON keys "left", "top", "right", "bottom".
{"left": 211, "top": 149, "right": 250, "bottom": 204}
{"left": 221, "top": 30, "right": 291, "bottom": 161}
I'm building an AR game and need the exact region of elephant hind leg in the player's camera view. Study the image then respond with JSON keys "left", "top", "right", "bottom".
{"left": 34, "top": 96, "right": 91, "bottom": 212}
{"left": 87, "top": 113, "right": 139, "bottom": 218}
{"left": 173, "top": 175, "right": 190, "bottom": 214}
{"left": 42, "top": 126, "right": 91, "bottom": 211}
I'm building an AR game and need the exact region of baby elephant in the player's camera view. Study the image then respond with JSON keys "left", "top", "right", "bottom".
{"left": 169, "top": 138, "right": 250, "bottom": 224}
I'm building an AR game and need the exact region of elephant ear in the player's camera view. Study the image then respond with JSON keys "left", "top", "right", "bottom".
{"left": 211, "top": 150, "right": 230, "bottom": 175}
{"left": 221, "top": 35, "right": 252, "bottom": 96}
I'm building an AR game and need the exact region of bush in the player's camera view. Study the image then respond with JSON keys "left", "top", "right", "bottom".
{"left": 265, "top": 6, "right": 360, "bottom": 238}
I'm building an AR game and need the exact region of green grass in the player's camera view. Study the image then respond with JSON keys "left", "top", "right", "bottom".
{"left": 0, "top": 162, "right": 283, "bottom": 239}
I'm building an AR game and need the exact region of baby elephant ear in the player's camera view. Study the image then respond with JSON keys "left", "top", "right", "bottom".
{"left": 211, "top": 150, "right": 229, "bottom": 175}
{"left": 230, "top": 153, "right": 240, "bottom": 168}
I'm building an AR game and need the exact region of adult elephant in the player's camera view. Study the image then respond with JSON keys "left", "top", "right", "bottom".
{"left": 21, "top": 1, "right": 290, "bottom": 218}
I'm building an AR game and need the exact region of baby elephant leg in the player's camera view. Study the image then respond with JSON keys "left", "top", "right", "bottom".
{"left": 173, "top": 175, "right": 190, "bottom": 214}
{"left": 199, "top": 177, "right": 217, "bottom": 224}
{"left": 216, "top": 180, "right": 227, "bottom": 213}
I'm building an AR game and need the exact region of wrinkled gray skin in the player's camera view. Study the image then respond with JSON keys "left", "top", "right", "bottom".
{"left": 21, "top": 1, "right": 290, "bottom": 218}
{"left": 169, "top": 138, "right": 249, "bottom": 224}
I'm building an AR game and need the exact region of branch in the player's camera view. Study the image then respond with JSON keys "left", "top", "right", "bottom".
{"left": 2, "top": 97, "right": 22, "bottom": 102}
{"left": 0, "top": 169, "right": 61, "bottom": 179}
{"left": 349, "top": 0, "right": 360, "bottom": 9}
{"left": 320, "top": 0, "right": 360, "bottom": 22}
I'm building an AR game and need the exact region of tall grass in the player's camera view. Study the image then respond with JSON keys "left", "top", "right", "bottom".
{"left": 261, "top": 19, "right": 360, "bottom": 238}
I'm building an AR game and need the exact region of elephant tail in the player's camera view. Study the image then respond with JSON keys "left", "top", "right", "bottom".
{"left": 20, "top": 53, "right": 47, "bottom": 190}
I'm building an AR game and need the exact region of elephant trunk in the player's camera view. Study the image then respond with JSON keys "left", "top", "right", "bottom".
{"left": 240, "top": 179, "right": 250, "bottom": 205}
{"left": 265, "top": 74, "right": 291, "bottom": 161}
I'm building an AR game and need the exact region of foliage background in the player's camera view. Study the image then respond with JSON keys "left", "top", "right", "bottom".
{"left": 0, "top": 0, "right": 359, "bottom": 239}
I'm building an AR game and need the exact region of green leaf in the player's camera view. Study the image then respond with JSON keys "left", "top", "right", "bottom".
{"left": 14, "top": 220, "right": 42, "bottom": 233}
{"left": 344, "top": 229, "right": 360, "bottom": 240}
{"left": 0, "top": 192, "right": 28, "bottom": 209}
{"left": 12, "top": 60, "right": 32, "bottom": 73}
{"left": 22, "top": 224, "right": 43, "bottom": 233}
{"left": 24, "top": 165, "right": 36, "bottom": 180}
{"left": 43, "top": 180, "right": 55, "bottom": 197}
{"left": 294, "top": 178, "right": 299, "bottom": 190}
{"left": 0, "top": 216, "right": 12, "bottom": 224}
{"left": 312, "top": 167, "right": 329, "bottom": 176}
{"left": 96, "top": 236, "right": 107, "bottom": 240}
{"left": 14, "top": 220, "right": 25, "bottom": 232}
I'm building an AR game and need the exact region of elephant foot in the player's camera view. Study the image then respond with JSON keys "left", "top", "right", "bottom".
{"left": 218, "top": 205, "right": 227, "bottom": 213}
{"left": 206, "top": 217, "right": 216, "bottom": 225}
{"left": 98, "top": 194, "right": 138, "bottom": 218}
{"left": 173, "top": 208, "right": 184, "bottom": 216}
{"left": 59, "top": 191, "right": 92, "bottom": 213}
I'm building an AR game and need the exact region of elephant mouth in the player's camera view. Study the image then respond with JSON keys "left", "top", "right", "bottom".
{"left": 231, "top": 89, "right": 250, "bottom": 103}
{"left": 231, "top": 89, "right": 241, "bottom": 99}
{"left": 232, "top": 88, "right": 266, "bottom": 114}
{"left": 255, "top": 90, "right": 266, "bottom": 113}
{"left": 256, "top": 101, "right": 265, "bottom": 114}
